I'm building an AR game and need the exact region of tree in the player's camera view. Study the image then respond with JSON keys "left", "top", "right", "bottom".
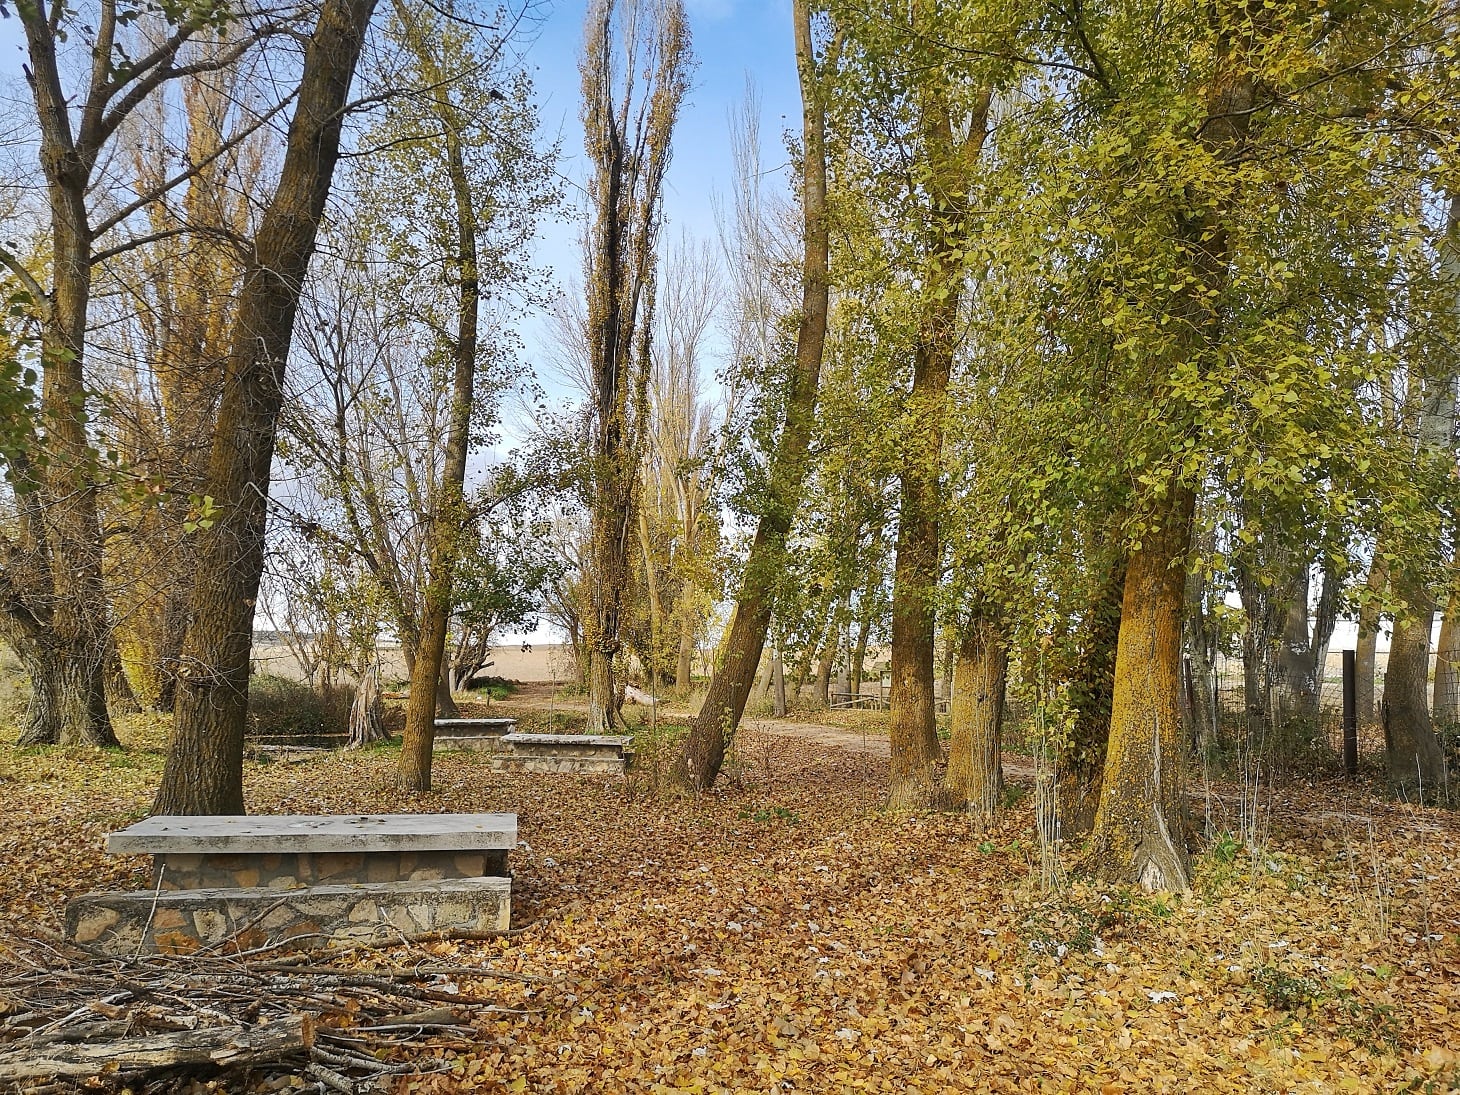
{"left": 1380, "top": 192, "right": 1459, "bottom": 803}
{"left": 2, "top": 0, "right": 276, "bottom": 746}
{"left": 380, "top": 0, "right": 556, "bottom": 794}
{"left": 152, "top": 0, "right": 381, "bottom": 815}
{"left": 579, "top": 0, "right": 693, "bottom": 734}
{"left": 631, "top": 234, "right": 727, "bottom": 691}
{"left": 672, "top": 0, "right": 829, "bottom": 790}
{"left": 101, "top": 53, "right": 270, "bottom": 711}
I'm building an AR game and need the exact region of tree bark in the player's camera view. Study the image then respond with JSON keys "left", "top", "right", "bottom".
{"left": 1085, "top": 490, "right": 1195, "bottom": 891}
{"left": 1383, "top": 589, "right": 1447, "bottom": 802}
{"left": 153, "top": 0, "right": 379, "bottom": 814}
{"left": 671, "top": 0, "right": 828, "bottom": 790}
{"left": 676, "top": 618, "right": 695, "bottom": 691}
{"left": 944, "top": 614, "right": 1006, "bottom": 828}
{"left": 772, "top": 647, "right": 787, "bottom": 718}
{"left": 0, "top": 1017, "right": 312, "bottom": 1081}
{"left": 12, "top": 6, "right": 118, "bottom": 748}
{"left": 347, "top": 664, "right": 387, "bottom": 747}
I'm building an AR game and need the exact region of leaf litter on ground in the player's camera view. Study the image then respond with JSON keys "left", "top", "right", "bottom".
{"left": 0, "top": 706, "right": 1457, "bottom": 1094}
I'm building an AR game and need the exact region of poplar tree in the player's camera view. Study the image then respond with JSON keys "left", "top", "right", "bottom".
{"left": 579, "top": 0, "right": 693, "bottom": 734}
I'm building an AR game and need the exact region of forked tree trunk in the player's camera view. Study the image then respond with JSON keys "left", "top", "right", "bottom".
{"left": 1058, "top": 553, "right": 1125, "bottom": 840}
{"left": 885, "top": 52, "right": 990, "bottom": 813}
{"left": 153, "top": 0, "right": 380, "bottom": 815}
{"left": 1382, "top": 590, "right": 1447, "bottom": 803}
{"left": 1085, "top": 489, "right": 1195, "bottom": 891}
{"left": 944, "top": 615, "right": 1006, "bottom": 828}
{"left": 671, "top": 0, "right": 828, "bottom": 790}
{"left": 347, "top": 665, "right": 387, "bottom": 748}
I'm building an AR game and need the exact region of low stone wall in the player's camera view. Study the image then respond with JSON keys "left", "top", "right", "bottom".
{"left": 153, "top": 849, "right": 506, "bottom": 890}
{"left": 67, "top": 877, "right": 512, "bottom": 956}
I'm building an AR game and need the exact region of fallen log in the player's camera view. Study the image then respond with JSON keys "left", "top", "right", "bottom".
{"left": 0, "top": 1016, "right": 312, "bottom": 1081}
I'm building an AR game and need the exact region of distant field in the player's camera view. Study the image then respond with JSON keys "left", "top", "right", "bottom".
{"left": 249, "top": 640, "right": 577, "bottom": 685}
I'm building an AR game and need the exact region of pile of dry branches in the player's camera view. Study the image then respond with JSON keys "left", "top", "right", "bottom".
{"left": 0, "top": 929, "right": 545, "bottom": 1092}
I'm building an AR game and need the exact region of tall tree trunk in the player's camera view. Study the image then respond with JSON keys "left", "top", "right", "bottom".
{"left": 886, "top": 78, "right": 991, "bottom": 813}
{"left": 1085, "top": 490, "right": 1195, "bottom": 890}
{"left": 1059, "top": 553, "right": 1126, "bottom": 840}
{"left": 850, "top": 594, "right": 872, "bottom": 703}
{"left": 13, "top": 9, "right": 117, "bottom": 748}
{"left": 676, "top": 618, "right": 695, "bottom": 691}
{"left": 672, "top": 0, "right": 828, "bottom": 790}
{"left": 1183, "top": 534, "right": 1217, "bottom": 757}
{"left": 398, "top": 11, "right": 483, "bottom": 794}
{"left": 1274, "top": 564, "right": 1316, "bottom": 721}
{"left": 154, "top": 0, "right": 380, "bottom": 815}
{"left": 1383, "top": 592, "right": 1446, "bottom": 802}
{"left": 944, "top": 613, "right": 1006, "bottom": 827}
{"left": 1380, "top": 193, "right": 1458, "bottom": 804}
{"left": 104, "top": 636, "right": 140, "bottom": 716}
{"left": 772, "top": 647, "right": 787, "bottom": 718}
{"left": 639, "top": 509, "right": 667, "bottom": 687}
{"left": 580, "top": 0, "right": 690, "bottom": 734}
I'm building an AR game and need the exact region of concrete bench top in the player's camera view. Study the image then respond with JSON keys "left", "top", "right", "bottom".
{"left": 501, "top": 734, "right": 632, "bottom": 748}
{"left": 107, "top": 813, "right": 518, "bottom": 855}
{"left": 435, "top": 717, "right": 516, "bottom": 729}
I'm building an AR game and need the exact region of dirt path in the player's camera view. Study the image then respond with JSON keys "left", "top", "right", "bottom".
{"left": 494, "top": 681, "right": 1042, "bottom": 778}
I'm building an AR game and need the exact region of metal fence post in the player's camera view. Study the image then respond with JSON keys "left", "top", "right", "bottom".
{"left": 1342, "top": 649, "right": 1358, "bottom": 778}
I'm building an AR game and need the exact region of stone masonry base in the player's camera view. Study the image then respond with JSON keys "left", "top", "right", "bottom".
{"left": 66, "top": 876, "right": 512, "bottom": 956}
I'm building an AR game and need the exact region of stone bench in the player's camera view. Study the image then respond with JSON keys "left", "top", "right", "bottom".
{"left": 433, "top": 716, "right": 517, "bottom": 750}
{"left": 490, "top": 733, "right": 634, "bottom": 775}
{"left": 67, "top": 813, "right": 515, "bottom": 955}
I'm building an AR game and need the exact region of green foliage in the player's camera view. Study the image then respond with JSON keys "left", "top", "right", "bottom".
{"left": 0, "top": 290, "right": 39, "bottom": 487}
{"left": 737, "top": 804, "right": 801, "bottom": 825}
{"left": 1254, "top": 965, "right": 1324, "bottom": 1013}
{"left": 1210, "top": 832, "right": 1244, "bottom": 865}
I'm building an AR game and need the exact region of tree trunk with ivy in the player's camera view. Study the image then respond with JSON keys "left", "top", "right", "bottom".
{"left": 1058, "top": 553, "right": 1125, "bottom": 840}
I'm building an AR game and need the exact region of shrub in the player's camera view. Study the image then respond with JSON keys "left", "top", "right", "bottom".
{"left": 246, "top": 675, "right": 352, "bottom": 743}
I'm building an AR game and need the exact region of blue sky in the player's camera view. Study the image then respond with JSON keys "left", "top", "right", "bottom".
{"left": 1, "top": 0, "right": 802, "bottom": 647}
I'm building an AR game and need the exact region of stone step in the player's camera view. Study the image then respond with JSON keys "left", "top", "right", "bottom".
{"left": 490, "top": 733, "right": 634, "bottom": 775}
{"left": 66, "top": 876, "right": 512, "bottom": 956}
